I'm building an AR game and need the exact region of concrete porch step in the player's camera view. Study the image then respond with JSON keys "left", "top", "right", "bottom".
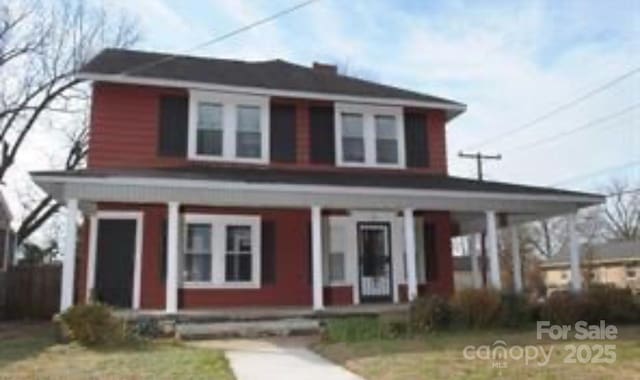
{"left": 175, "top": 318, "right": 322, "bottom": 340}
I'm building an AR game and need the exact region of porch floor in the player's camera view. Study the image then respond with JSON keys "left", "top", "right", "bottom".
{"left": 116, "top": 303, "right": 409, "bottom": 322}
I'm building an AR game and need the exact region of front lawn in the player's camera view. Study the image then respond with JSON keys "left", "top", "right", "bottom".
{"left": 0, "top": 322, "right": 235, "bottom": 380}
{"left": 315, "top": 325, "right": 640, "bottom": 380}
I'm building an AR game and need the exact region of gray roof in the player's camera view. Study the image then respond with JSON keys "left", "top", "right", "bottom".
{"left": 31, "top": 166, "right": 602, "bottom": 199}
{"left": 545, "top": 240, "right": 640, "bottom": 265}
{"left": 79, "top": 49, "right": 465, "bottom": 109}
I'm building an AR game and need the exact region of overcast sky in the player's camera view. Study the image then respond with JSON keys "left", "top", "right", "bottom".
{"left": 17, "top": 0, "right": 640, "bottom": 195}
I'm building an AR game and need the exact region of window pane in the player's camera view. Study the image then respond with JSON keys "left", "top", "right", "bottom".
{"left": 375, "top": 115, "right": 398, "bottom": 163}
{"left": 226, "top": 226, "right": 252, "bottom": 252}
{"left": 187, "top": 224, "right": 211, "bottom": 253}
{"left": 197, "top": 130, "right": 222, "bottom": 156}
{"left": 343, "top": 138, "right": 364, "bottom": 162}
{"left": 329, "top": 252, "right": 345, "bottom": 282}
{"left": 198, "top": 103, "right": 223, "bottom": 130}
{"left": 342, "top": 113, "right": 363, "bottom": 137}
{"left": 225, "top": 254, "right": 252, "bottom": 282}
{"left": 184, "top": 254, "right": 211, "bottom": 282}
{"left": 237, "top": 106, "right": 260, "bottom": 131}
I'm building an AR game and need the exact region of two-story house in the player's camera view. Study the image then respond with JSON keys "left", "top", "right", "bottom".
{"left": 33, "top": 49, "right": 603, "bottom": 313}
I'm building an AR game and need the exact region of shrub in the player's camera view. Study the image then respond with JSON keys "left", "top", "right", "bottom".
{"left": 541, "top": 286, "right": 639, "bottom": 325}
{"left": 59, "top": 303, "right": 127, "bottom": 346}
{"left": 323, "top": 317, "right": 402, "bottom": 342}
{"left": 452, "top": 289, "right": 501, "bottom": 328}
{"left": 499, "top": 293, "right": 534, "bottom": 328}
{"left": 127, "top": 318, "right": 163, "bottom": 339}
{"left": 409, "top": 295, "right": 452, "bottom": 332}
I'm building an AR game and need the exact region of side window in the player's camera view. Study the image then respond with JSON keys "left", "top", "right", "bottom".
{"left": 328, "top": 225, "right": 346, "bottom": 283}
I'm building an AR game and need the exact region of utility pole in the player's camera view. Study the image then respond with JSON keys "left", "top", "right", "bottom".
{"left": 458, "top": 151, "right": 502, "bottom": 181}
{"left": 458, "top": 151, "right": 502, "bottom": 288}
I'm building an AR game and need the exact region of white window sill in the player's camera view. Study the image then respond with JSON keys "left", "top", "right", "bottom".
{"left": 181, "top": 281, "right": 261, "bottom": 290}
{"left": 190, "top": 153, "right": 268, "bottom": 164}
{"left": 337, "top": 161, "right": 405, "bottom": 169}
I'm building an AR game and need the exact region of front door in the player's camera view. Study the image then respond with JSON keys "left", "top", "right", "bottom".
{"left": 94, "top": 219, "right": 137, "bottom": 308}
{"left": 358, "top": 222, "right": 393, "bottom": 303}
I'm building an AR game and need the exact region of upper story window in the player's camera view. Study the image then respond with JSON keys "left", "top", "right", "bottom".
{"left": 189, "top": 90, "right": 269, "bottom": 163}
{"left": 335, "top": 103, "right": 405, "bottom": 168}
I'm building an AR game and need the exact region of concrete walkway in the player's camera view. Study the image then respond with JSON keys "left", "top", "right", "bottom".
{"left": 191, "top": 337, "right": 364, "bottom": 380}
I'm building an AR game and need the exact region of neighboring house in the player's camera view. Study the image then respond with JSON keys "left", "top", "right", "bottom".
{"left": 0, "top": 187, "right": 16, "bottom": 271}
{"left": 32, "top": 49, "right": 604, "bottom": 313}
{"left": 541, "top": 241, "right": 640, "bottom": 295}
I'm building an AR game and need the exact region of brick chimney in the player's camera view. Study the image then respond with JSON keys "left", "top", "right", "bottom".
{"left": 312, "top": 62, "right": 338, "bottom": 75}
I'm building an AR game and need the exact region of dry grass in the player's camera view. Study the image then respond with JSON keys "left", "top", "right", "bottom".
{"left": 315, "top": 326, "right": 640, "bottom": 380}
{"left": 0, "top": 322, "right": 235, "bottom": 380}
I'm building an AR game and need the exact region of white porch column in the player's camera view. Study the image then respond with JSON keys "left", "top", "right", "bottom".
{"left": 511, "top": 226, "right": 523, "bottom": 293}
{"left": 166, "top": 202, "right": 180, "bottom": 313}
{"left": 311, "top": 205, "right": 324, "bottom": 310}
{"left": 485, "top": 210, "right": 502, "bottom": 290}
{"left": 568, "top": 212, "right": 582, "bottom": 292}
{"left": 403, "top": 208, "right": 418, "bottom": 301}
{"left": 469, "top": 234, "right": 482, "bottom": 289}
{"left": 60, "top": 198, "right": 79, "bottom": 311}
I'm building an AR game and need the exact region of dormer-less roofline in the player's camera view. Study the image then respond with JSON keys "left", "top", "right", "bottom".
{"left": 76, "top": 48, "right": 467, "bottom": 121}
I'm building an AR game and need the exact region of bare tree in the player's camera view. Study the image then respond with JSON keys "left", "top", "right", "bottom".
{"left": 601, "top": 179, "right": 640, "bottom": 241}
{"left": 1, "top": 0, "right": 138, "bottom": 245}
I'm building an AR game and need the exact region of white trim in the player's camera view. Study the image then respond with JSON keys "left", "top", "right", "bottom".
{"left": 568, "top": 213, "right": 582, "bottom": 292}
{"left": 60, "top": 199, "right": 79, "bottom": 311}
{"left": 511, "top": 226, "right": 523, "bottom": 293}
{"left": 181, "top": 213, "right": 261, "bottom": 289}
{"left": 34, "top": 174, "right": 604, "bottom": 205}
{"left": 77, "top": 72, "right": 467, "bottom": 117}
{"left": 86, "top": 211, "right": 144, "bottom": 309}
{"left": 166, "top": 202, "right": 180, "bottom": 313}
{"left": 311, "top": 206, "right": 324, "bottom": 310}
{"left": 485, "top": 210, "right": 501, "bottom": 290}
{"left": 188, "top": 89, "right": 270, "bottom": 164}
{"left": 403, "top": 209, "right": 418, "bottom": 301}
{"left": 334, "top": 103, "right": 406, "bottom": 168}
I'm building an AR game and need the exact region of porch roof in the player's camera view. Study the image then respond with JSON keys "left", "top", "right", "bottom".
{"left": 32, "top": 166, "right": 603, "bottom": 219}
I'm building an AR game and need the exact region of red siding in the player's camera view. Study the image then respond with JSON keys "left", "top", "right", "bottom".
{"left": 95, "top": 203, "right": 312, "bottom": 309}
{"left": 323, "top": 286, "right": 353, "bottom": 305}
{"left": 88, "top": 82, "right": 448, "bottom": 175}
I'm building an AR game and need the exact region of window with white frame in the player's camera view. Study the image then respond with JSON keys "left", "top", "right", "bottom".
{"left": 335, "top": 103, "right": 404, "bottom": 167}
{"left": 182, "top": 215, "right": 261, "bottom": 288}
{"left": 189, "top": 90, "right": 269, "bottom": 163}
{"left": 328, "top": 224, "right": 347, "bottom": 283}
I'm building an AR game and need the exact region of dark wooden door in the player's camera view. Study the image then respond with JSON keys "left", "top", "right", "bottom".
{"left": 95, "top": 219, "right": 137, "bottom": 308}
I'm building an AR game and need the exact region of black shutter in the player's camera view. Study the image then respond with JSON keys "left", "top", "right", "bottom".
{"left": 261, "top": 221, "right": 276, "bottom": 284}
{"left": 270, "top": 104, "right": 297, "bottom": 163}
{"left": 160, "top": 220, "right": 167, "bottom": 283}
{"left": 158, "top": 95, "right": 188, "bottom": 157}
{"left": 309, "top": 105, "right": 335, "bottom": 164}
{"left": 424, "top": 222, "right": 438, "bottom": 281}
{"left": 404, "top": 112, "right": 429, "bottom": 168}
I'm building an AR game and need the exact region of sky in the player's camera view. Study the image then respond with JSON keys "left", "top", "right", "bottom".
{"left": 17, "top": 0, "right": 640, "bottom": 196}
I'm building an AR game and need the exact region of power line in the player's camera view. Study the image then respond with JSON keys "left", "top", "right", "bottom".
{"left": 503, "top": 102, "right": 640, "bottom": 153}
{"left": 464, "top": 65, "right": 640, "bottom": 150}
{"left": 552, "top": 159, "right": 640, "bottom": 186}
{"left": 120, "top": 0, "right": 321, "bottom": 76}
{"left": 458, "top": 151, "right": 502, "bottom": 181}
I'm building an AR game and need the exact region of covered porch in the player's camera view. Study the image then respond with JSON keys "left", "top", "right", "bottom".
{"left": 32, "top": 167, "right": 604, "bottom": 313}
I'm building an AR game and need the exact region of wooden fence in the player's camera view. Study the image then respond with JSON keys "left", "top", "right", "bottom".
{"left": 1, "top": 264, "right": 61, "bottom": 320}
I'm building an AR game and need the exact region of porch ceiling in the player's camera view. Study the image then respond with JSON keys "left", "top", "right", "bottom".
{"left": 32, "top": 167, "right": 604, "bottom": 218}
